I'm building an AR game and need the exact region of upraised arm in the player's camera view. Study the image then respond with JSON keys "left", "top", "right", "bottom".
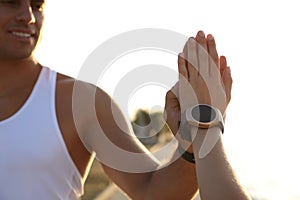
{"left": 165, "top": 30, "right": 251, "bottom": 200}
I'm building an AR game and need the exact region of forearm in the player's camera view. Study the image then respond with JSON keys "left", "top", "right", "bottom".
{"left": 143, "top": 149, "right": 198, "bottom": 200}
{"left": 193, "top": 127, "right": 251, "bottom": 200}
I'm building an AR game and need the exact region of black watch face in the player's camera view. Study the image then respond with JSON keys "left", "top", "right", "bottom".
{"left": 191, "top": 105, "right": 216, "bottom": 123}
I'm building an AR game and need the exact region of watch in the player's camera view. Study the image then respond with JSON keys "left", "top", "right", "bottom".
{"left": 179, "top": 104, "right": 224, "bottom": 141}
{"left": 186, "top": 104, "right": 224, "bottom": 132}
{"left": 178, "top": 104, "right": 225, "bottom": 163}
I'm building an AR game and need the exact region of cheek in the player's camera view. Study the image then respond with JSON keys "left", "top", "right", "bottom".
{"left": 34, "top": 11, "right": 44, "bottom": 26}
{"left": 33, "top": 13, "right": 44, "bottom": 43}
{"left": 35, "top": 15, "right": 44, "bottom": 32}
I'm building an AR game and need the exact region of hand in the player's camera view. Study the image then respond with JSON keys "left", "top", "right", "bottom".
{"left": 179, "top": 31, "right": 232, "bottom": 115}
{"left": 164, "top": 31, "right": 232, "bottom": 142}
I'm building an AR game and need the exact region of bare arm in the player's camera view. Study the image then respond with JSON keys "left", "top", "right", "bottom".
{"left": 71, "top": 76, "right": 198, "bottom": 199}
{"left": 74, "top": 30, "right": 251, "bottom": 200}
{"left": 94, "top": 89, "right": 198, "bottom": 199}
{"left": 193, "top": 128, "right": 251, "bottom": 200}
{"left": 164, "top": 30, "right": 252, "bottom": 199}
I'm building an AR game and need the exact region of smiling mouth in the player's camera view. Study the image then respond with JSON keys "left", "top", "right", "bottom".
{"left": 11, "top": 31, "right": 34, "bottom": 38}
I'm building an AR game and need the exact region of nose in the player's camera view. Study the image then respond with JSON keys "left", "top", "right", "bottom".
{"left": 16, "top": 3, "right": 36, "bottom": 24}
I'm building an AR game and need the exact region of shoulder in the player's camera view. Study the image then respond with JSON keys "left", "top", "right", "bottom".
{"left": 55, "top": 72, "right": 125, "bottom": 130}
{"left": 55, "top": 72, "right": 111, "bottom": 105}
{"left": 55, "top": 72, "right": 136, "bottom": 152}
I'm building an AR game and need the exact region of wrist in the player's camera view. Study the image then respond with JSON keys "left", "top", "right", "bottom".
{"left": 176, "top": 127, "right": 222, "bottom": 163}
{"left": 193, "top": 127, "right": 223, "bottom": 159}
{"left": 177, "top": 143, "right": 195, "bottom": 164}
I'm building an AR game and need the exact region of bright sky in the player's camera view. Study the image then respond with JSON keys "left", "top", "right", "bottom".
{"left": 35, "top": 0, "right": 300, "bottom": 199}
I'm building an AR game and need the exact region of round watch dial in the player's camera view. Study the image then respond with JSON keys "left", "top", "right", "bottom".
{"left": 191, "top": 105, "right": 216, "bottom": 123}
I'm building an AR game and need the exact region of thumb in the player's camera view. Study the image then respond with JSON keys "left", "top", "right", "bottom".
{"left": 165, "top": 81, "right": 179, "bottom": 102}
{"left": 222, "top": 67, "right": 233, "bottom": 103}
{"left": 171, "top": 81, "right": 179, "bottom": 97}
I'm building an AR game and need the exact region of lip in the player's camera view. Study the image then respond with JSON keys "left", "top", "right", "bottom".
{"left": 8, "top": 28, "right": 37, "bottom": 42}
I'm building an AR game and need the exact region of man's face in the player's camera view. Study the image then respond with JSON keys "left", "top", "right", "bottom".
{"left": 0, "top": 0, "right": 45, "bottom": 61}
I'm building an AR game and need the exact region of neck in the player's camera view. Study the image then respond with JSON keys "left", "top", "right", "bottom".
{"left": 0, "top": 55, "right": 37, "bottom": 73}
{"left": 0, "top": 57, "right": 42, "bottom": 96}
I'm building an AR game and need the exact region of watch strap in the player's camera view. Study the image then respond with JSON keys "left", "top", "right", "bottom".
{"left": 177, "top": 143, "right": 195, "bottom": 164}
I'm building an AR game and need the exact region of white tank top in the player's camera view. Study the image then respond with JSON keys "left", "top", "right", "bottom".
{"left": 0, "top": 67, "right": 83, "bottom": 200}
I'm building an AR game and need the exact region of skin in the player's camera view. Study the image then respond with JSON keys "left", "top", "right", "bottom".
{"left": 166, "top": 32, "right": 251, "bottom": 199}
{"left": 0, "top": 0, "right": 251, "bottom": 199}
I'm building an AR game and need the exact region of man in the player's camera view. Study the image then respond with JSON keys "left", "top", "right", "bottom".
{"left": 0, "top": 0, "right": 251, "bottom": 199}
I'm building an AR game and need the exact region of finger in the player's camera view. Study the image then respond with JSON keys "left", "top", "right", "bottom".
{"left": 178, "top": 52, "right": 190, "bottom": 107}
{"left": 178, "top": 53, "right": 188, "bottom": 81}
{"left": 220, "top": 55, "right": 227, "bottom": 76}
{"left": 185, "top": 37, "right": 199, "bottom": 80}
{"left": 164, "top": 82, "right": 180, "bottom": 116}
{"left": 196, "top": 31, "right": 209, "bottom": 77}
{"left": 167, "top": 81, "right": 179, "bottom": 101}
{"left": 165, "top": 82, "right": 179, "bottom": 111}
{"left": 178, "top": 52, "right": 199, "bottom": 110}
{"left": 222, "top": 67, "right": 233, "bottom": 103}
{"left": 207, "top": 34, "right": 219, "bottom": 74}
